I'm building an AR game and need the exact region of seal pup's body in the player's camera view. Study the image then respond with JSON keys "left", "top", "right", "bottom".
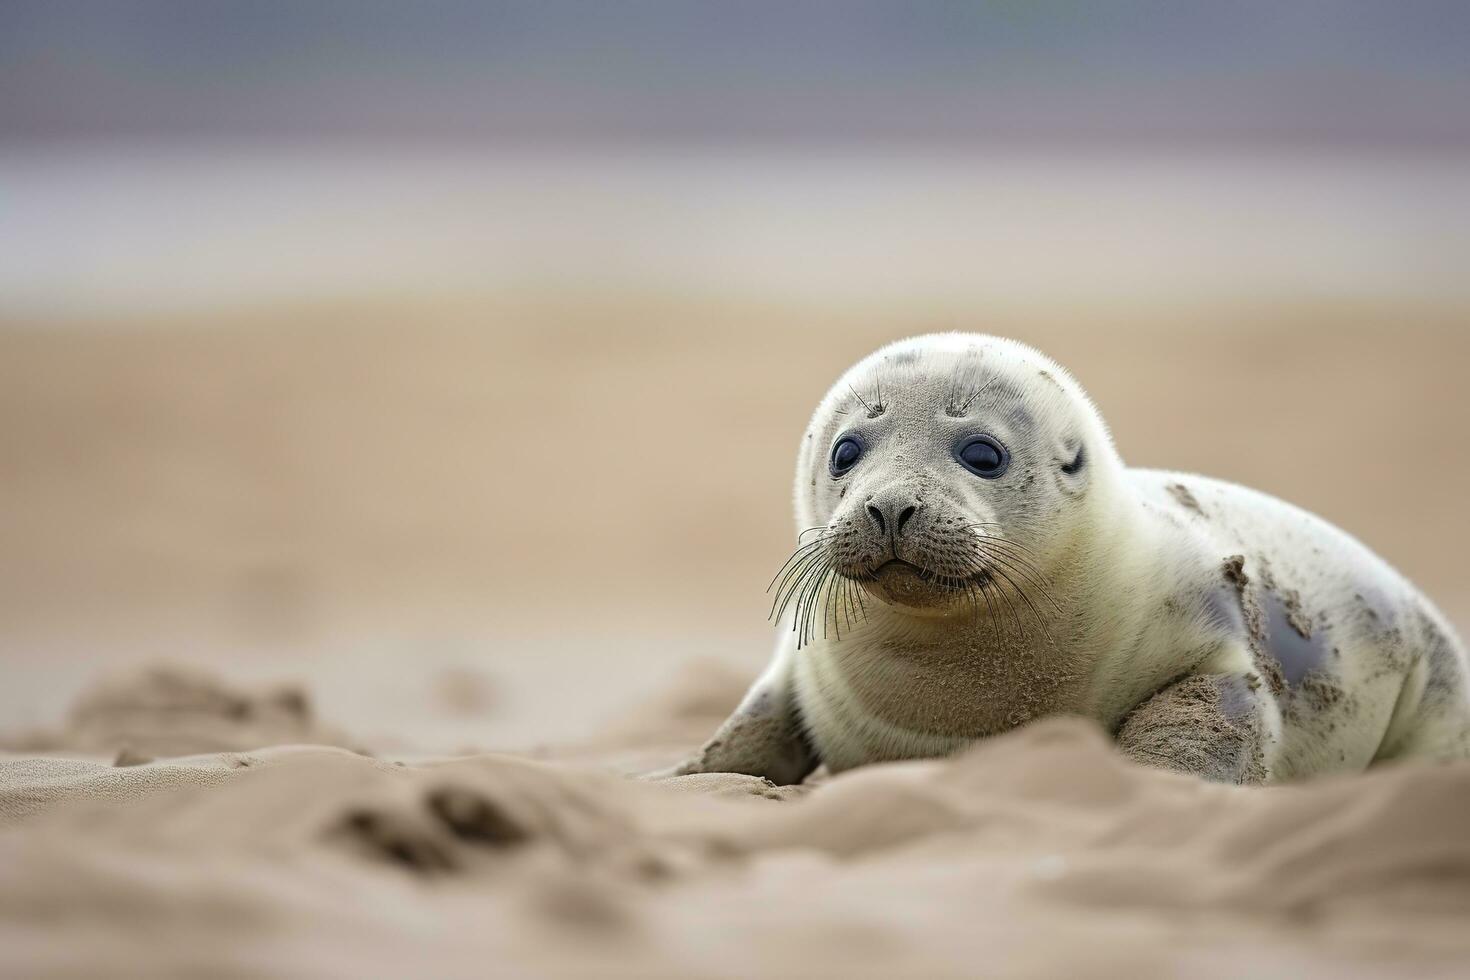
{"left": 672, "top": 334, "right": 1470, "bottom": 785}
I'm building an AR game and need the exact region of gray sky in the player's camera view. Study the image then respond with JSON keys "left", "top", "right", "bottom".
{"left": 2, "top": 1, "right": 1468, "bottom": 146}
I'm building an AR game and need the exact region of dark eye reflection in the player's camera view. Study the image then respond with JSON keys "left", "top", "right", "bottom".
{"left": 830, "top": 436, "right": 863, "bottom": 476}
{"left": 956, "top": 436, "right": 1009, "bottom": 478}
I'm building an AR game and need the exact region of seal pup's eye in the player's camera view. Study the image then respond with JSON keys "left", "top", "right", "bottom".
{"left": 1061, "top": 444, "right": 1086, "bottom": 475}
{"left": 956, "top": 436, "right": 1009, "bottom": 478}
{"left": 830, "top": 436, "right": 863, "bottom": 476}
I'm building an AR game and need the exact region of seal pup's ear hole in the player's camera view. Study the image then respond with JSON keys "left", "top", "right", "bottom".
{"left": 1060, "top": 443, "right": 1086, "bottom": 476}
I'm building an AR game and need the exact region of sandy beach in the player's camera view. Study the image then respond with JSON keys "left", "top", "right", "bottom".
{"left": 4, "top": 283, "right": 1470, "bottom": 976}
{"left": 5, "top": 658, "right": 1470, "bottom": 978}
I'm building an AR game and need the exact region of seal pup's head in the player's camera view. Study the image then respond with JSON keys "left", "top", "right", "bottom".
{"left": 773, "top": 334, "right": 1121, "bottom": 642}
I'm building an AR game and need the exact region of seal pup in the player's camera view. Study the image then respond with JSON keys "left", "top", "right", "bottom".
{"left": 668, "top": 334, "right": 1470, "bottom": 785}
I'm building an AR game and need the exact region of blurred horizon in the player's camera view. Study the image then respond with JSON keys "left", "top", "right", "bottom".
{"left": 3, "top": 144, "right": 1467, "bottom": 318}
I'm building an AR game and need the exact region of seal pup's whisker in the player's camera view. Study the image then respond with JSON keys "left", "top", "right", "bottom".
{"left": 961, "top": 548, "right": 1055, "bottom": 646}
{"left": 961, "top": 524, "right": 1049, "bottom": 563}
{"left": 767, "top": 545, "right": 825, "bottom": 595}
{"left": 953, "top": 550, "right": 1027, "bottom": 640}
{"left": 780, "top": 560, "right": 815, "bottom": 641}
{"left": 847, "top": 384, "right": 876, "bottom": 418}
{"left": 975, "top": 575, "right": 1004, "bottom": 646}
{"left": 969, "top": 540, "right": 1062, "bottom": 613}
{"left": 953, "top": 377, "right": 997, "bottom": 416}
{"left": 970, "top": 539, "right": 1049, "bottom": 581}
{"left": 978, "top": 543, "right": 1050, "bottom": 580}
{"left": 952, "top": 537, "right": 1058, "bottom": 643}
{"left": 793, "top": 558, "right": 834, "bottom": 648}
{"left": 821, "top": 564, "right": 843, "bottom": 641}
{"left": 770, "top": 544, "right": 828, "bottom": 623}
{"left": 960, "top": 530, "right": 1058, "bottom": 595}
{"left": 767, "top": 537, "right": 828, "bottom": 593}
{"left": 987, "top": 572, "right": 1027, "bottom": 641}
{"left": 811, "top": 562, "right": 837, "bottom": 647}
{"left": 838, "top": 576, "right": 854, "bottom": 633}
{"left": 768, "top": 551, "right": 825, "bottom": 620}
{"left": 994, "top": 568, "right": 1055, "bottom": 646}
{"left": 790, "top": 558, "right": 829, "bottom": 640}
{"left": 945, "top": 360, "right": 963, "bottom": 416}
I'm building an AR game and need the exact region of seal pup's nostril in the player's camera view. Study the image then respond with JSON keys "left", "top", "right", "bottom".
{"left": 895, "top": 505, "right": 918, "bottom": 536}
{"left": 865, "top": 503, "right": 886, "bottom": 534}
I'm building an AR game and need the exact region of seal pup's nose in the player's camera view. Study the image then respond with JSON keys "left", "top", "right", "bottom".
{"left": 865, "top": 498, "right": 920, "bottom": 537}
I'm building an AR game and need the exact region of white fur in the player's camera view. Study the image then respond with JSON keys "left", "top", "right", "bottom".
{"left": 762, "top": 334, "right": 1470, "bottom": 780}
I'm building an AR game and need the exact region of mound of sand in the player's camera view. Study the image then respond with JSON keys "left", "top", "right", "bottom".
{"left": 3, "top": 665, "right": 1470, "bottom": 978}
{"left": 1, "top": 664, "right": 360, "bottom": 762}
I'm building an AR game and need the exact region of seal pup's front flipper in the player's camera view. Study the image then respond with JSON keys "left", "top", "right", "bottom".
{"left": 1115, "top": 667, "right": 1277, "bottom": 785}
{"left": 648, "top": 647, "right": 818, "bottom": 786}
